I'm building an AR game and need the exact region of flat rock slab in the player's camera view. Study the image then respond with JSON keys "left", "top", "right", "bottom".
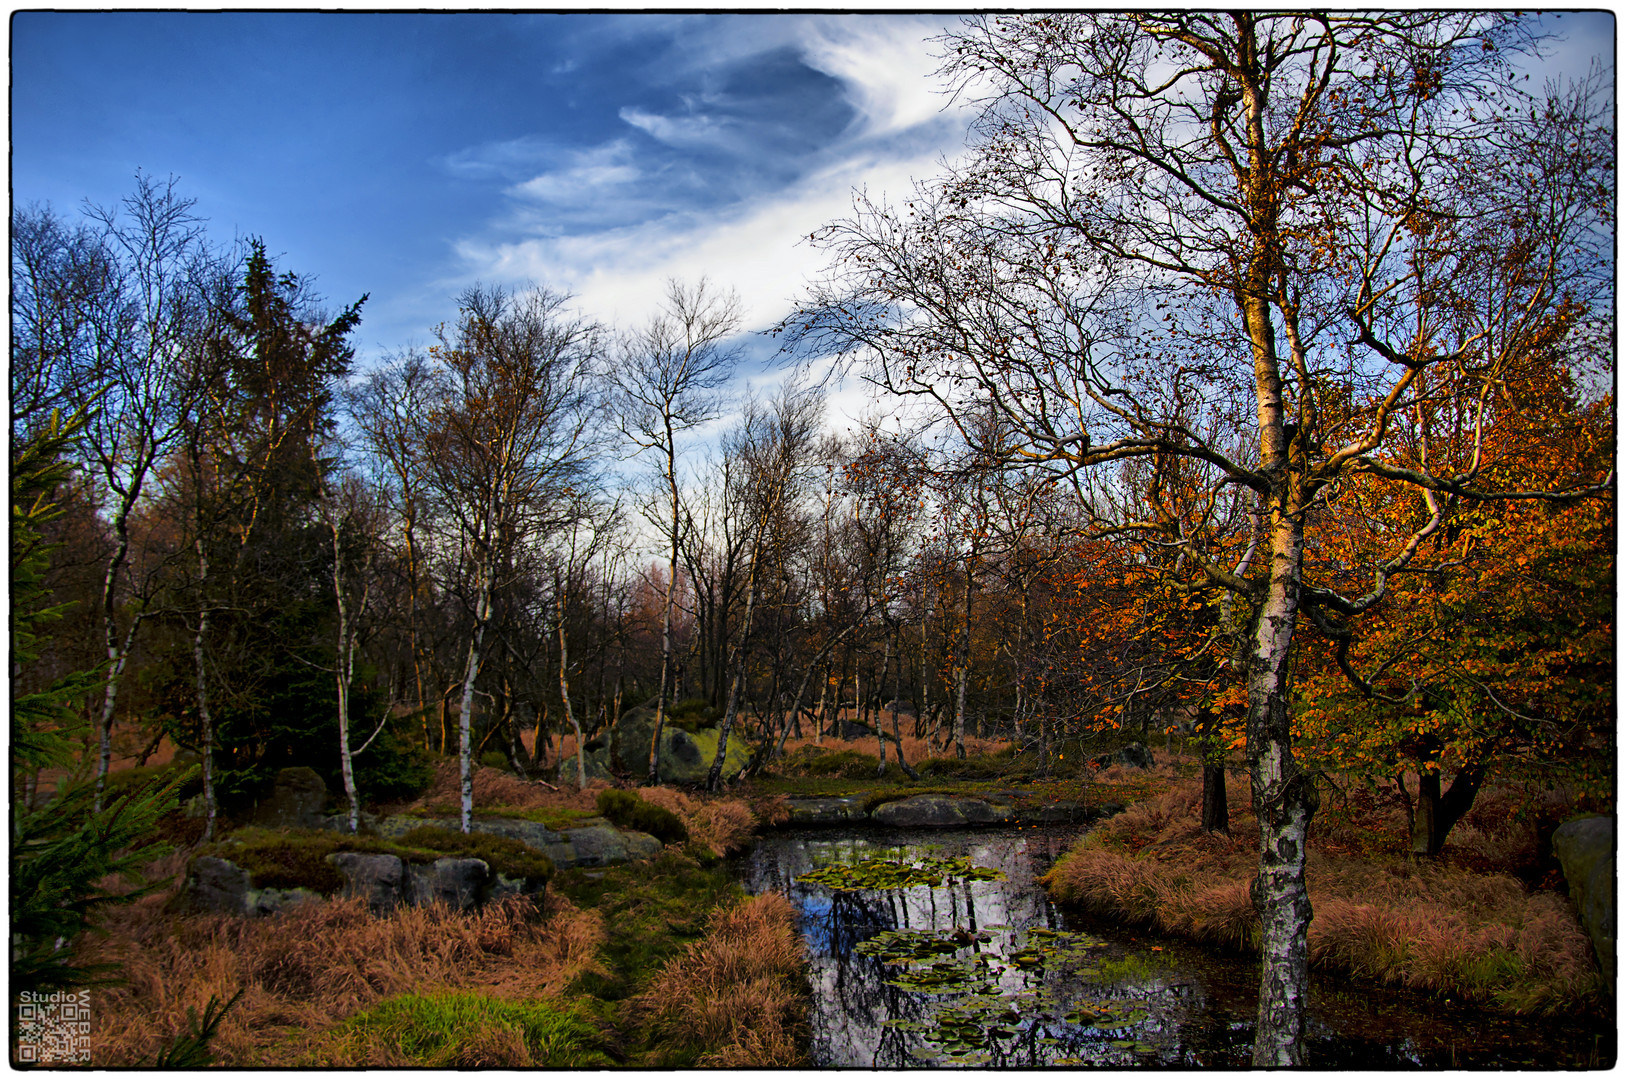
{"left": 872, "top": 794, "right": 1016, "bottom": 828}
{"left": 364, "top": 814, "right": 664, "bottom": 872}
{"left": 786, "top": 796, "right": 871, "bottom": 826}
{"left": 779, "top": 794, "right": 1100, "bottom": 829}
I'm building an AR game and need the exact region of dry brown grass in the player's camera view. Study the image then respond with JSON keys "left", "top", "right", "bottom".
{"left": 79, "top": 887, "right": 605, "bottom": 1067}
{"left": 1044, "top": 778, "right": 1602, "bottom": 1013}
{"left": 401, "top": 758, "right": 611, "bottom": 817}
{"left": 777, "top": 726, "right": 1010, "bottom": 767}
{"left": 637, "top": 787, "right": 759, "bottom": 858}
{"left": 636, "top": 891, "right": 808, "bottom": 1067}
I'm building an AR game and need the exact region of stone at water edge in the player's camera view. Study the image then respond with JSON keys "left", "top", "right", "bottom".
{"left": 871, "top": 794, "right": 1016, "bottom": 828}
{"left": 1552, "top": 814, "right": 1614, "bottom": 989}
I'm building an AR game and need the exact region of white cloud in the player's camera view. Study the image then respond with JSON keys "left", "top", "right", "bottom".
{"left": 507, "top": 141, "right": 644, "bottom": 206}
{"left": 450, "top": 16, "right": 975, "bottom": 331}
{"left": 618, "top": 107, "right": 735, "bottom": 151}
{"left": 796, "top": 16, "right": 955, "bottom": 138}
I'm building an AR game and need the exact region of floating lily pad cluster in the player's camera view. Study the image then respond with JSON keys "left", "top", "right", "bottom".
{"left": 796, "top": 853, "right": 1006, "bottom": 892}
{"left": 862, "top": 924, "right": 1169, "bottom": 1065}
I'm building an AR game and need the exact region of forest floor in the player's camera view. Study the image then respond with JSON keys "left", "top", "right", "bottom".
{"left": 67, "top": 731, "right": 1608, "bottom": 1066}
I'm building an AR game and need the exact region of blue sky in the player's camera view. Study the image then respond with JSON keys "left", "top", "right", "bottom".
{"left": 12, "top": 10, "right": 1615, "bottom": 400}
{"left": 12, "top": 12, "right": 972, "bottom": 379}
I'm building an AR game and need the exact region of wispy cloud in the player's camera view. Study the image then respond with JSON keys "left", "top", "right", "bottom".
{"left": 446, "top": 15, "right": 973, "bottom": 335}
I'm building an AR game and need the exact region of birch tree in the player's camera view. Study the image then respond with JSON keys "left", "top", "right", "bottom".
{"left": 787, "top": 13, "right": 1612, "bottom": 1062}
{"left": 610, "top": 278, "right": 741, "bottom": 784}
{"left": 418, "top": 284, "right": 603, "bottom": 833}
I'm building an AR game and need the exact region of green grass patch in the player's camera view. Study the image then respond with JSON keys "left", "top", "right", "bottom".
{"left": 596, "top": 790, "right": 688, "bottom": 845}
{"left": 554, "top": 849, "right": 741, "bottom": 1003}
{"left": 330, "top": 991, "right": 613, "bottom": 1067}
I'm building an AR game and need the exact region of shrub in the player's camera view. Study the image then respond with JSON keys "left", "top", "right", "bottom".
{"left": 479, "top": 751, "right": 511, "bottom": 772}
{"left": 638, "top": 788, "right": 758, "bottom": 858}
{"left": 596, "top": 790, "right": 688, "bottom": 846}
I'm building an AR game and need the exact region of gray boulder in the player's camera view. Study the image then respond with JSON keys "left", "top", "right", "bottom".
{"left": 407, "top": 857, "right": 491, "bottom": 912}
{"left": 557, "top": 747, "right": 614, "bottom": 785}
{"left": 174, "top": 855, "right": 251, "bottom": 915}
{"left": 245, "top": 885, "right": 321, "bottom": 917}
{"left": 607, "top": 704, "right": 749, "bottom": 785}
{"left": 247, "top": 766, "right": 330, "bottom": 830}
{"left": 1553, "top": 814, "right": 1614, "bottom": 988}
{"left": 1092, "top": 741, "right": 1155, "bottom": 771}
{"left": 329, "top": 852, "right": 408, "bottom": 914}
{"left": 872, "top": 794, "right": 1015, "bottom": 828}
{"left": 562, "top": 821, "right": 662, "bottom": 868}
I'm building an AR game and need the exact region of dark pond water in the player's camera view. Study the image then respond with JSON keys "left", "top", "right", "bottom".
{"left": 737, "top": 826, "right": 1613, "bottom": 1069}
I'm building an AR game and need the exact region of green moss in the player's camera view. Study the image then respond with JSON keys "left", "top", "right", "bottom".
{"left": 479, "top": 805, "right": 598, "bottom": 831}
{"left": 665, "top": 698, "right": 721, "bottom": 733}
{"left": 201, "top": 828, "right": 432, "bottom": 894}
{"left": 793, "top": 748, "right": 881, "bottom": 778}
{"left": 331, "top": 991, "right": 613, "bottom": 1067}
{"left": 396, "top": 826, "right": 555, "bottom": 883}
{"left": 203, "top": 825, "right": 553, "bottom": 892}
{"left": 596, "top": 790, "right": 688, "bottom": 845}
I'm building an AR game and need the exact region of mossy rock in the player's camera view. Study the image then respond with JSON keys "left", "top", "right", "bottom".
{"left": 397, "top": 825, "right": 555, "bottom": 883}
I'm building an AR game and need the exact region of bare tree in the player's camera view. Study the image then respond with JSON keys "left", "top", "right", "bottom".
{"left": 54, "top": 176, "right": 227, "bottom": 809}
{"left": 418, "top": 284, "right": 604, "bottom": 833}
{"left": 610, "top": 277, "right": 742, "bottom": 785}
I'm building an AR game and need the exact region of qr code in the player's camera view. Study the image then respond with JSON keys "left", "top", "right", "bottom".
{"left": 16, "top": 990, "right": 92, "bottom": 1064}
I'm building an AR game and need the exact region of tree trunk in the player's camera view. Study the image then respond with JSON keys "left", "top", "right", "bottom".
{"left": 458, "top": 574, "right": 492, "bottom": 834}
{"left": 889, "top": 628, "right": 920, "bottom": 780}
{"left": 875, "top": 636, "right": 891, "bottom": 775}
{"left": 1410, "top": 761, "right": 1485, "bottom": 857}
{"left": 954, "top": 560, "right": 971, "bottom": 759}
{"left": 192, "top": 541, "right": 218, "bottom": 843}
{"left": 707, "top": 548, "right": 761, "bottom": 793}
{"left": 1202, "top": 760, "right": 1230, "bottom": 835}
{"left": 557, "top": 576, "right": 588, "bottom": 791}
{"left": 1245, "top": 491, "right": 1316, "bottom": 1066}
{"left": 93, "top": 518, "right": 135, "bottom": 813}
{"left": 1197, "top": 707, "right": 1231, "bottom": 835}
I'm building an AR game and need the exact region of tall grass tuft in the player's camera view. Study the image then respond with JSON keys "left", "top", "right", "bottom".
{"left": 638, "top": 787, "right": 758, "bottom": 858}
{"left": 636, "top": 891, "right": 808, "bottom": 1066}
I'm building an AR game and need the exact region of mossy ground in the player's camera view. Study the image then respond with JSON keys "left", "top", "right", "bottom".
{"left": 200, "top": 824, "right": 554, "bottom": 892}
